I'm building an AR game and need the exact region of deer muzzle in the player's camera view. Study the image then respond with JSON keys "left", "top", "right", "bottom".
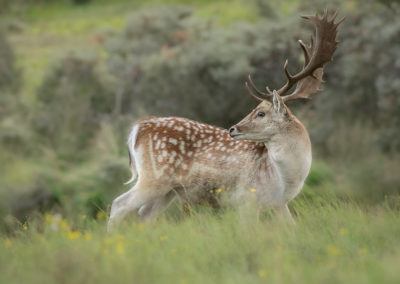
{"left": 228, "top": 125, "right": 242, "bottom": 138}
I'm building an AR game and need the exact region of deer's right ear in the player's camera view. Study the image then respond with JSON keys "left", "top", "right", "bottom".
{"left": 272, "top": 90, "right": 285, "bottom": 114}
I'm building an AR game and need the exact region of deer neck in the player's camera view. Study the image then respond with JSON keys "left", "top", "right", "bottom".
{"left": 264, "top": 119, "right": 312, "bottom": 198}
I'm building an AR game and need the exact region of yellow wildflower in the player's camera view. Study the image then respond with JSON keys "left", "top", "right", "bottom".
{"left": 60, "top": 219, "right": 69, "bottom": 232}
{"left": 45, "top": 214, "right": 53, "bottom": 223}
{"left": 84, "top": 233, "right": 93, "bottom": 241}
{"left": 116, "top": 242, "right": 125, "bottom": 255}
{"left": 216, "top": 188, "right": 222, "bottom": 193}
{"left": 23, "top": 224, "right": 28, "bottom": 231}
{"left": 81, "top": 214, "right": 87, "bottom": 220}
{"left": 250, "top": 188, "right": 256, "bottom": 192}
{"left": 339, "top": 228, "right": 347, "bottom": 235}
{"left": 258, "top": 269, "right": 266, "bottom": 278}
{"left": 359, "top": 247, "right": 368, "bottom": 255}
{"left": 327, "top": 244, "right": 341, "bottom": 257}
{"left": 96, "top": 211, "right": 106, "bottom": 220}
{"left": 4, "top": 238, "right": 12, "bottom": 248}
{"left": 67, "top": 231, "right": 81, "bottom": 240}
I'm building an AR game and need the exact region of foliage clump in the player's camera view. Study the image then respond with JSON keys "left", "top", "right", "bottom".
{"left": 34, "top": 53, "right": 113, "bottom": 156}
{"left": 0, "top": 30, "right": 20, "bottom": 116}
{"left": 104, "top": 5, "right": 303, "bottom": 127}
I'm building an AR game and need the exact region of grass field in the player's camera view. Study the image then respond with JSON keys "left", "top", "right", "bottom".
{"left": 1, "top": 197, "right": 400, "bottom": 284}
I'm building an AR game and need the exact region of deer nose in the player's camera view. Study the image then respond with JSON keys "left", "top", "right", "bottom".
{"left": 229, "top": 126, "right": 237, "bottom": 137}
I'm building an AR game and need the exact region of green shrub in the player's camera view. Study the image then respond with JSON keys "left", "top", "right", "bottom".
{"left": 34, "top": 53, "right": 113, "bottom": 158}
{"left": 104, "top": 5, "right": 305, "bottom": 127}
{"left": 296, "top": 0, "right": 400, "bottom": 153}
{"left": 0, "top": 30, "right": 28, "bottom": 152}
{"left": 0, "top": 30, "right": 20, "bottom": 116}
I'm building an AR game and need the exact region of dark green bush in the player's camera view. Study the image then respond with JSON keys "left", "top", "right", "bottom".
{"left": 104, "top": 5, "right": 305, "bottom": 127}
{"left": 294, "top": 0, "right": 400, "bottom": 153}
{"left": 0, "top": 30, "right": 28, "bottom": 151}
{"left": 0, "top": 30, "right": 20, "bottom": 115}
{"left": 34, "top": 53, "right": 113, "bottom": 157}
{"left": 103, "top": 2, "right": 400, "bottom": 152}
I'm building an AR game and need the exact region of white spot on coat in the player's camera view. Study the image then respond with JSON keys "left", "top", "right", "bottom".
{"left": 155, "top": 140, "right": 161, "bottom": 150}
{"left": 169, "top": 138, "right": 178, "bottom": 145}
{"left": 179, "top": 141, "right": 185, "bottom": 154}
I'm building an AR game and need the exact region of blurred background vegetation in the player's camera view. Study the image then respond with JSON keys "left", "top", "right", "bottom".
{"left": 0, "top": 0, "right": 399, "bottom": 231}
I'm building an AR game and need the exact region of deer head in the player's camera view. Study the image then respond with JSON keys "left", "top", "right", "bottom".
{"left": 229, "top": 10, "right": 343, "bottom": 142}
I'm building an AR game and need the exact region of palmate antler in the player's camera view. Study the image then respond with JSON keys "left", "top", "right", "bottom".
{"left": 246, "top": 9, "right": 344, "bottom": 103}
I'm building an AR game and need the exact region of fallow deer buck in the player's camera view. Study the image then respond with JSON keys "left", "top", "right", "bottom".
{"left": 108, "top": 10, "right": 343, "bottom": 231}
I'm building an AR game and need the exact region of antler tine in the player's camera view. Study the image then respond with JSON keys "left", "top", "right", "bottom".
{"left": 298, "top": 40, "right": 311, "bottom": 67}
{"left": 331, "top": 10, "right": 338, "bottom": 22}
{"left": 246, "top": 75, "right": 273, "bottom": 102}
{"left": 247, "top": 75, "right": 271, "bottom": 98}
{"left": 334, "top": 16, "right": 345, "bottom": 28}
{"left": 323, "top": 8, "right": 328, "bottom": 20}
{"left": 242, "top": 10, "right": 342, "bottom": 104}
{"left": 245, "top": 82, "right": 263, "bottom": 102}
{"left": 283, "top": 59, "right": 294, "bottom": 83}
{"left": 276, "top": 10, "right": 343, "bottom": 102}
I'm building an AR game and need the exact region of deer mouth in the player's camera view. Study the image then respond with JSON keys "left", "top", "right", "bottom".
{"left": 229, "top": 132, "right": 245, "bottom": 139}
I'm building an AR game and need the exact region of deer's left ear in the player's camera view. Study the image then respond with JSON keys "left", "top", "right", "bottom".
{"left": 272, "top": 90, "right": 286, "bottom": 114}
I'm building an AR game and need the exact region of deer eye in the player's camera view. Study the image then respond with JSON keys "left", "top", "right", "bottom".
{"left": 257, "top": 111, "right": 265, "bottom": 118}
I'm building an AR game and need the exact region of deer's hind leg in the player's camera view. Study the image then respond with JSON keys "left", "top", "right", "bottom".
{"left": 138, "top": 190, "right": 176, "bottom": 222}
{"left": 275, "top": 204, "right": 295, "bottom": 225}
{"left": 108, "top": 182, "right": 165, "bottom": 232}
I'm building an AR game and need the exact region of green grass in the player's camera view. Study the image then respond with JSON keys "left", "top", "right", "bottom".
{"left": 1, "top": 199, "right": 400, "bottom": 284}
